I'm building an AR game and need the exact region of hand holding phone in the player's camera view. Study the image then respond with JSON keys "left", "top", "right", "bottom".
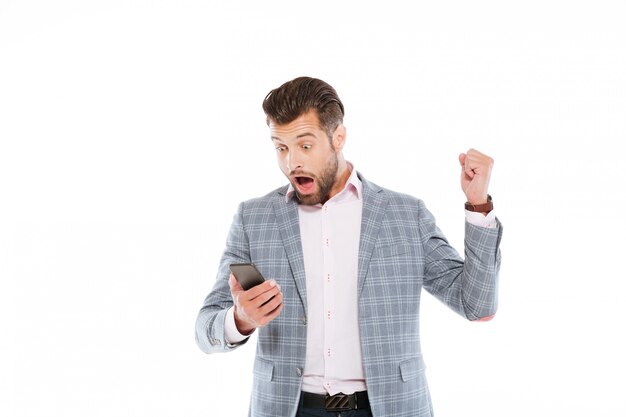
{"left": 228, "top": 263, "right": 284, "bottom": 333}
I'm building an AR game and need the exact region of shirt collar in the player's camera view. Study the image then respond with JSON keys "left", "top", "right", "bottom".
{"left": 285, "top": 162, "right": 362, "bottom": 204}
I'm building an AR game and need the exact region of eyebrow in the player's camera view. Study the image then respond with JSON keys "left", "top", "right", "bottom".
{"left": 271, "top": 132, "right": 317, "bottom": 141}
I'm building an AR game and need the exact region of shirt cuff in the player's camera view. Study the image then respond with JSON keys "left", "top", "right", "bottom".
{"left": 465, "top": 209, "right": 497, "bottom": 229}
{"left": 224, "top": 306, "right": 253, "bottom": 344}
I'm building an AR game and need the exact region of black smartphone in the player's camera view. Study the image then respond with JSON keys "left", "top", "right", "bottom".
{"left": 229, "top": 263, "right": 266, "bottom": 290}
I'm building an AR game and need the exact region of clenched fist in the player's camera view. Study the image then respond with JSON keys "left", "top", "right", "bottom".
{"left": 458, "top": 148, "right": 494, "bottom": 205}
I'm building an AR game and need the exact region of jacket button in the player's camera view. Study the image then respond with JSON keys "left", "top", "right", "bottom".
{"left": 296, "top": 367, "right": 302, "bottom": 376}
{"left": 301, "top": 317, "right": 307, "bottom": 325}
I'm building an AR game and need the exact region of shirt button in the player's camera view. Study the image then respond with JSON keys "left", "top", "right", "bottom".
{"left": 296, "top": 367, "right": 302, "bottom": 376}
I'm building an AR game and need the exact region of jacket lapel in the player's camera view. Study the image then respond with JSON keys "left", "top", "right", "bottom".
{"left": 273, "top": 189, "right": 308, "bottom": 316}
{"left": 357, "top": 175, "right": 388, "bottom": 297}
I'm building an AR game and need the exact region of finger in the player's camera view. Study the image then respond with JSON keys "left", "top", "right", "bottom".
{"left": 458, "top": 153, "right": 466, "bottom": 167}
{"left": 252, "top": 285, "right": 282, "bottom": 308}
{"left": 258, "top": 290, "right": 284, "bottom": 315}
{"left": 229, "top": 273, "right": 243, "bottom": 292}
{"left": 244, "top": 279, "right": 278, "bottom": 301}
{"left": 463, "top": 156, "right": 475, "bottom": 179}
{"left": 459, "top": 152, "right": 476, "bottom": 178}
{"left": 464, "top": 151, "right": 494, "bottom": 174}
{"left": 259, "top": 301, "right": 285, "bottom": 327}
{"left": 268, "top": 301, "right": 284, "bottom": 319}
{"left": 466, "top": 148, "right": 487, "bottom": 159}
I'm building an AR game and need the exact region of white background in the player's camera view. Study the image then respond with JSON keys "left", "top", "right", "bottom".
{"left": 1, "top": 1, "right": 625, "bottom": 416}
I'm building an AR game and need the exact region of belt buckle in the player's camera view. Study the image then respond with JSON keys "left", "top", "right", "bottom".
{"left": 325, "top": 393, "right": 353, "bottom": 412}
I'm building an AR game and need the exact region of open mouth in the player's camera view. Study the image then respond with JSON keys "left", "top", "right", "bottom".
{"left": 294, "top": 176, "right": 315, "bottom": 194}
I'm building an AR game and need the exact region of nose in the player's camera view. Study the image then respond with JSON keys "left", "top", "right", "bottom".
{"left": 286, "top": 149, "right": 303, "bottom": 173}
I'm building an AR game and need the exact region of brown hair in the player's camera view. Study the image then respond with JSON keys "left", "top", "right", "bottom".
{"left": 262, "top": 77, "right": 345, "bottom": 139}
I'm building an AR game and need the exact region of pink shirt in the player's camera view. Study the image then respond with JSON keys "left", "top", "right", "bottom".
{"left": 291, "top": 166, "right": 365, "bottom": 395}
{"left": 225, "top": 165, "right": 497, "bottom": 394}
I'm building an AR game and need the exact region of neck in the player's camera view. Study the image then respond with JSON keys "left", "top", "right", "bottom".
{"left": 327, "top": 158, "right": 351, "bottom": 201}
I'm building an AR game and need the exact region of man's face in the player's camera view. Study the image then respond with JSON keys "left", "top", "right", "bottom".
{"left": 270, "top": 111, "right": 341, "bottom": 205}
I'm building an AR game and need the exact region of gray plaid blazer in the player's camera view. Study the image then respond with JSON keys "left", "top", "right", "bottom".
{"left": 196, "top": 173, "right": 502, "bottom": 417}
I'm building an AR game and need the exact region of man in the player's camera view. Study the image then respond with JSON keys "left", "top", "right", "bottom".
{"left": 195, "top": 76, "right": 502, "bottom": 417}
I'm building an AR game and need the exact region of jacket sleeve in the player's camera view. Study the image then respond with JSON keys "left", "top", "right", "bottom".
{"left": 419, "top": 200, "right": 503, "bottom": 321}
{"left": 195, "top": 202, "right": 252, "bottom": 353}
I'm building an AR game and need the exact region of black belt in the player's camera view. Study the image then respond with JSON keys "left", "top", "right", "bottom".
{"left": 301, "top": 391, "right": 370, "bottom": 412}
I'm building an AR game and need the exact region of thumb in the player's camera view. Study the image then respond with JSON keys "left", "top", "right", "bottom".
{"left": 229, "top": 273, "right": 243, "bottom": 293}
{"left": 459, "top": 152, "right": 475, "bottom": 179}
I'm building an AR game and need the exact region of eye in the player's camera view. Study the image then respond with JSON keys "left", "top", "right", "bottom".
{"left": 302, "top": 144, "right": 312, "bottom": 150}
{"left": 276, "top": 146, "right": 286, "bottom": 153}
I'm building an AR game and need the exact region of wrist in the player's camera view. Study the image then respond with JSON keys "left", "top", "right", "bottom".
{"left": 465, "top": 194, "right": 493, "bottom": 214}
{"left": 234, "top": 307, "right": 255, "bottom": 335}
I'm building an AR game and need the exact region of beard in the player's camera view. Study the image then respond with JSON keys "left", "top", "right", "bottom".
{"left": 293, "top": 151, "right": 339, "bottom": 206}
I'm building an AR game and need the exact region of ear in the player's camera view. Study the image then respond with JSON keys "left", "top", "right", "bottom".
{"left": 332, "top": 124, "right": 347, "bottom": 150}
